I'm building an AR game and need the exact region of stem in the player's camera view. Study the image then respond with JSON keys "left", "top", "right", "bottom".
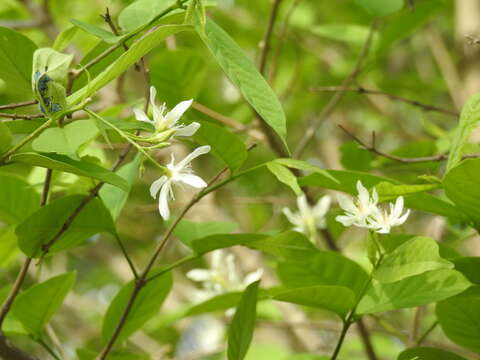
{"left": 416, "top": 321, "right": 438, "bottom": 346}
{"left": 0, "top": 100, "right": 37, "bottom": 111}
{"left": 0, "top": 119, "right": 53, "bottom": 163}
{"left": 331, "top": 321, "right": 352, "bottom": 360}
{"left": 36, "top": 338, "right": 61, "bottom": 360}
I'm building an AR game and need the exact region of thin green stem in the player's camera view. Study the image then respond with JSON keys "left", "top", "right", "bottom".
{"left": 36, "top": 338, "right": 61, "bottom": 360}
{"left": 85, "top": 109, "right": 168, "bottom": 173}
{"left": 416, "top": 320, "right": 438, "bottom": 346}
{"left": 146, "top": 254, "right": 198, "bottom": 283}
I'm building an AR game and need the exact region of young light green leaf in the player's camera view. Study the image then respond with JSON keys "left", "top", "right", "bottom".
{"left": 0, "top": 173, "right": 40, "bottom": 224}
{"left": 12, "top": 272, "right": 76, "bottom": 336}
{"left": 32, "top": 48, "right": 73, "bottom": 86}
{"left": 447, "top": 93, "right": 480, "bottom": 171}
{"left": 0, "top": 227, "right": 19, "bottom": 268}
{"left": 118, "top": 0, "right": 176, "bottom": 33}
{"left": 191, "top": 233, "right": 269, "bottom": 255}
{"left": 0, "top": 27, "right": 37, "bottom": 96}
{"left": 16, "top": 195, "right": 117, "bottom": 257}
{"left": 398, "top": 347, "right": 468, "bottom": 360}
{"left": 68, "top": 24, "right": 190, "bottom": 105}
{"left": 375, "top": 181, "right": 440, "bottom": 201}
{"left": 374, "top": 237, "right": 453, "bottom": 283}
{"left": 444, "top": 158, "right": 480, "bottom": 226}
{"left": 357, "top": 269, "right": 471, "bottom": 314}
{"left": 53, "top": 26, "right": 78, "bottom": 51}
{"left": 99, "top": 155, "right": 142, "bottom": 220}
{"left": 70, "top": 19, "right": 122, "bottom": 44}
{"left": 11, "top": 152, "right": 129, "bottom": 191}
{"left": 453, "top": 257, "right": 480, "bottom": 285}
{"left": 267, "top": 161, "right": 302, "bottom": 196}
{"left": 227, "top": 280, "right": 259, "bottom": 360}
{"left": 197, "top": 19, "right": 288, "bottom": 151}
{"left": 436, "top": 288, "right": 480, "bottom": 353}
{"left": 272, "top": 285, "right": 355, "bottom": 318}
{"left": 355, "top": 0, "right": 404, "bottom": 17}
{"left": 32, "top": 119, "right": 98, "bottom": 157}
{"left": 194, "top": 121, "right": 247, "bottom": 173}
{"left": 102, "top": 270, "right": 172, "bottom": 344}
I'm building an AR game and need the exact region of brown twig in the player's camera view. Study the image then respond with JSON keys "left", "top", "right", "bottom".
{"left": 338, "top": 124, "right": 480, "bottom": 163}
{"left": 310, "top": 86, "right": 459, "bottom": 117}
{"left": 293, "top": 20, "right": 379, "bottom": 158}
{"left": 0, "top": 113, "right": 44, "bottom": 120}
{"left": 0, "top": 100, "right": 37, "bottom": 111}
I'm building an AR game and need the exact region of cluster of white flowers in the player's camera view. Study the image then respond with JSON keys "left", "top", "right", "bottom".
{"left": 186, "top": 250, "right": 263, "bottom": 303}
{"left": 282, "top": 194, "right": 331, "bottom": 236}
{"left": 134, "top": 87, "right": 210, "bottom": 220}
{"left": 336, "top": 181, "right": 410, "bottom": 234}
{"left": 282, "top": 181, "right": 410, "bottom": 235}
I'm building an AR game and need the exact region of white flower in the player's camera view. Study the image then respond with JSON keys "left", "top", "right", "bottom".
{"left": 150, "top": 146, "right": 210, "bottom": 220}
{"left": 335, "top": 180, "right": 410, "bottom": 234}
{"left": 368, "top": 196, "right": 410, "bottom": 234}
{"left": 336, "top": 181, "right": 379, "bottom": 228}
{"left": 282, "top": 194, "right": 331, "bottom": 235}
{"left": 186, "top": 250, "right": 263, "bottom": 302}
{"left": 133, "top": 86, "right": 200, "bottom": 137}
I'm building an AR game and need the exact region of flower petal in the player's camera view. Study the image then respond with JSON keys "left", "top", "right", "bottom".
{"left": 133, "top": 108, "right": 152, "bottom": 123}
{"left": 356, "top": 181, "right": 370, "bottom": 206}
{"left": 165, "top": 99, "right": 193, "bottom": 126}
{"left": 178, "top": 174, "right": 208, "bottom": 188}
{"left": 313, "top": 195, "right": 331, "bottom": 218}
{"left": 296, "top": 194, "right": 310, "bottom": 217}
{"left": 158, "top": 180, "right": 172, "bottom": 220}
{"left": 186, "top": 269, "right": 212, "bottom": 282}
{"left": 337, "top": 193, "right": 357, "bottom": 213}
{"left": 149, "top": 176, "right": 167, "bottom": 198}
{"left": 243, "top": 269, "right": 263, "bottom": 285}
{"left": 175, "top": 145, "right": 211, "bottom": 171}
{"left": 174, "top": 122, "right": 200, "bottom": 137}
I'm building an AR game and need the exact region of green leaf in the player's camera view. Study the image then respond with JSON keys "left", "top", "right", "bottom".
{"left": 197, "top": 19, "right": 288, "bottom": 150}
{"left": 355, "top": 0, "right": 404, "bottom": 17}
{"left": 436, "top": 287, "right": 480, "bottom": 353}
{"left": 173, "top": 219, "right": 238, "bottom": 248}
{"left": 16, "top": 195, "right": 117, "bottom": 257}
{"left": 70, "top": 19, "right": 121, "bottom": 44}
{"left": 444, "top": 158, "right": 480, "bottom": 226}
{"left": 0, "top": 122, "right": 12, "bottom": 154}
{"left": 0, "top": 27, "right": 37, "bottom": 96}
{"left": 32, "top": 119, "right": 98, "bottom": 157}
{"left": 150, "top": 49, "right": 206, "bottom": 106}
{"left": 0, "top": 227, "right": 18, "bottom": 268}
{"left": 357, "top": 269, "right": 471, "bottom": 314}
{"left": 299, "top": 170, "right": 466, "bottom": 221}
{"left": 374, "top": 237, "right": 453, "bottom": 283}
{"left": 53, "top": 26, "right": 78, "bottom": 52}
{"left": 227, "top": 280, "right": 259, "bottom": 360}
{"left": 32, "top": 47, "right": 73, "bottom": 86}
{"left": 453, "top": 257, "right": 480, "bottom": 285}
{"left": 11, "top": 152, "right": 129, "bottom": 191}
{"left": 398, "top": 347, "right": 468, "bottom": 360}
{"left": 102, "top": 270, "right": 172, "bottom": 344}
{"left": 118, "top": 0, "right": 176, "bottom": 33}
{"left": 99, "top": 155, "right": 141, "bottom": 220}
{"left": 191, "top": 233, "right": 268, "bottom": 255}
{"left": 185, "top": 292, "right": 243, "bottom": 317}
{"left": 447, "top": 93, "right": 480, "bottom": 172}
{"left": 340, "top": 142, "right": 373, "bottom": 171}
{"left": 272, "top": 285, "right": 355, "bottom": 318}
{"left": 267, "top": 161, "right": 301, "bottom": 195}
{"left": 68, "top": 24, "right": 190, "bottom": 105}
{"left": 11, "top": 272, "right": 76, "bottom": 336}
{"left": 375, "top": 181, "right": 440, "bottom": 201}
{"left": 277, "top": 252, "right": 369, "bottom": 298}
{"left": 194, "top": 121, "right": 247, "bottom": 173}
{"left": 0, "top": 173, "right": 40, "bottom": 224}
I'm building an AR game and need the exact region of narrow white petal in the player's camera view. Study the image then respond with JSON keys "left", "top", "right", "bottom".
{"left": 175, "top": 145, "right": 211, "bottom": 171}
{"left": 186, "top": 269, "right": 212, "bottom": 282}
{"left": 393, "top": 196, "right": 404, "bottom": 218}
{"left": 335, "top": 215, "right": 357, "bottom": 227}
{"left": 158, "top": 181, "right": 172, "bottom": 220}
{"left": 282, "top": 207, "right": 301, "bottom": 227}
{"left": 314, "top": 195, "right": 331, "bottom": 218}
{"left": 244, "top": 269, "right": 263, "bottom": 285}
{"left": 337, "top": 193, "right": 357, "bottom": 213}
{"left": 165, "top": 99, "right": 193, "bottom": 126}
{"left": 296, "top": 194, "right": 310, "bottom": 217}
{"left": 397, "top": 209, "right": 410, "bottom": 225}
{"left": 174, "top": 122, "right": 200, "bottom": 137}
{"left": 178, "top": 173, "right": 208, "bottom": 188}
{"left": 149, "top": 176, "right": 168, "bottom": 198}
{"left": 133, "top": 108, "right": 152, "bottom": 123}
{"left": 357, "top": 181, "right": 370, "bottom": 207}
